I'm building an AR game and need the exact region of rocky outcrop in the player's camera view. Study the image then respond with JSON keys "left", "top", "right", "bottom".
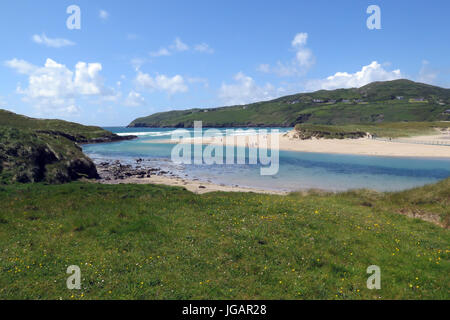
{"left": 0, "top": 110, "right": 138, "bottom": 184}
{"left": 0, "top": 127, "right": 100, "bottom": 184}
{"left": 95, "top": 159, "right": 173, "bottom": 182}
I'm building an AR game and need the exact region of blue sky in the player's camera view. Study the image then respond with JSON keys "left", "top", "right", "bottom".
{"left": 0, "top": 0, "right": 449, "bottom": 126}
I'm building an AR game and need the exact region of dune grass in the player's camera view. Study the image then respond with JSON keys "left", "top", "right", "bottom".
{"left": 0, "top": 180, "right": 448, "bottom": 300}
{"left": 294, "top": 122, "right": 448, "bottom": 139}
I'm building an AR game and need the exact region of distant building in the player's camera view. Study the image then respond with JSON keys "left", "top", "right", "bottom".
{"left": 396, "top": 96, "right": 404, "bottom": 100}
{"left": 313, "top": 99, "right": 323, "bottom": 103}
{"left": 444, "top": 109, "right": 450, "bottom": 114}
{"left": 342, "top": 99, "right": 350, "bottom": 103}
{"left": 411, "top": 97, "right": 425, "bottom": 102}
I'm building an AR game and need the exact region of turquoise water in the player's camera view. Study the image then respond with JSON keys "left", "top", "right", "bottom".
{"left": 82, "top": 127, "right": 450, "bottom": 192}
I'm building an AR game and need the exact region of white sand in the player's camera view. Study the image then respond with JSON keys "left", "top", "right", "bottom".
{"left": 152, "top": 130, "right": 450, "bottom": 158}
{"left": 99, "top": 174, "right": 287, "bottom": 195}
{"left": 99, "top": 129, "right": 449, "bottom": 194}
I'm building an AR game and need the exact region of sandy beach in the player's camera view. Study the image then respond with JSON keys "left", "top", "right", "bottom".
{"left": 100, "top": 174, "right": 287, "bottom": 195}
{"left": 92, "top": 128, "right": 450, "bottom": 195}
{"left": 152, "top": 129, "right": 450, "bottom": 158}
{"left": 94, "top": 159, "right": 287, "bottom": 195}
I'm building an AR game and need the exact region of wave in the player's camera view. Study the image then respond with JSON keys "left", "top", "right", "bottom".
{"left": 116, "top": 132, "right": 174, "bottom": 137}
{"left": 116, "top": 128, "right": 287, "bottom": 138}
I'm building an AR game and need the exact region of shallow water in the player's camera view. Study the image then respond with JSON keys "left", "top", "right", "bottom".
{"left": 82, "top": 127, "right": 450, "bottom": 192}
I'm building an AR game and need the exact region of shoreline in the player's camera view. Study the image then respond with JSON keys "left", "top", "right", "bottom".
{"left": 150, "top": 130, "right": 450, "bottom": 159}
{"left": 87, "top": 129, "right": 450, "bottom": 195}
{"left": 93, "top": 159, "right": 287, "bottom": 195}
{"left": 99, "top": 175, "right": 288, "bottom": 195}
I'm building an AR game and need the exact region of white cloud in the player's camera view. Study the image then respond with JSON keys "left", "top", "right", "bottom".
{"left": 149, "top": 48, "right": 171, "bottom": 57}
{"left": 5, "top": 58, "right": 115, "bottom": 116}
{"left": 187, "top": 77, "right": 209, "bottom": 88}
{"left": 150, "top": 38, "right": 213, "bottom": 57}
{"left": 219, "top": 72, "right": 282, "bottom": 105}
{"left": 99, "top": 91, "right": 122, "bottom": 103}
{"left": 172, "top": 37, "right": 189, "bottom": 51}
{"left": 130, "top": 57, "right": 147, "bottom": 70}
{"left": 194, "top": 43, "right": 214, "bottom": 54}
{"left": 258, "top": 32, "right": 315, "bottom": 77}
{"left": 295, "top": 48, "right": 314, "bottom": 68}
{"left": 257, "top": 64, "right": 270, "bottom": 73}
{"left": 417, "top": 60, "right": 438, "bottom": 84}
{"left": 99, "top": 10, "right": 109, "bottom": 20}
{"left": 124, "top": 91, "right": 145, "bottom": 107}
{"left": 136, "top": 71, "right": 188, "bottom": 94}
{"left": 305, "top": 61, "right": 402, "bottom": 91}
{"left": 73, "top": 62, "right": 104, "bottom": 95}
{"left": 4, "top": 58, "right": 36, "bottom": 74}
{"left": 32, "top": 33, "right": 75, "bottom": 48}
{"left": 291, "top": 33, "right": 308, "bottom": 47}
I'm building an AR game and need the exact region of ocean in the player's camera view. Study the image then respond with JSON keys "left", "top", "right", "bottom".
{"left": 82, "top": 127, "right": 450, "bottom": 192}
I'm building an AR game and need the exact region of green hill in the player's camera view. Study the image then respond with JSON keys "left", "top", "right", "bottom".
{"left": 293, "top": 121, "right": 450, "bottom": 139}
{"left": 128, "top": 79, "right": 450, "bottom": 127}
{"left": 0, "top": 110, "right": 135, "bottom": 184}
{"left": 0, "top": 109, "right": 132, "bottom": 143}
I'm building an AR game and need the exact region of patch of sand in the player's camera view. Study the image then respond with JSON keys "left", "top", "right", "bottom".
{"left": 152, "top": 130, "right": 450, "bottom": 158}
{"left": 99, "top": 174, "right": 287, "bottom": 195}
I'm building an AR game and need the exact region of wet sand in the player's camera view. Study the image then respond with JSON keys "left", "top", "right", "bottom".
{"left": 100, "top": 174, "right": 287, "bottom": 195}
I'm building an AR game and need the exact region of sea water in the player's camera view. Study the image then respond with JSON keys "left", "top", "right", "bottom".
{"left": 82, "top": 127, "right": 450, "bottom": 192}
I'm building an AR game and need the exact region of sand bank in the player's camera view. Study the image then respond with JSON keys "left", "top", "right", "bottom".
{"left": 152, "top": 130, "right": 450, "bottom": 158}
{"left": 99, "top": 174, "right": 287, "bottom": 195}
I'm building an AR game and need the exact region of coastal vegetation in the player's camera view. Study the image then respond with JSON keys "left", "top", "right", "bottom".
{"left": 127, "top": 80, "right": 450, "bottom": 128}
{"left": 0, "top": 110, "right": 135, "bottom": 184}
{"left": 293, "top": 121, "right": 449, "bottom": 139}
{"left": 0, "top": 179, "right": 448, "bottom": 299}
{"left": 0, "top": 109, "right": 132, "bottom": 143}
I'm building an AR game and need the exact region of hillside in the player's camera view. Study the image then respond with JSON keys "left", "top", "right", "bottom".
{"left": 0, "top": 109, "right": 135, "bottom": 143}
{"left": 293, "top": 122, "right": 450, "bottom": 139}
{"left": 128, "top": 79, "right": 450, "bottom": 127}
{"left": 0, "top": 110, "right": 136, "bottom": 184}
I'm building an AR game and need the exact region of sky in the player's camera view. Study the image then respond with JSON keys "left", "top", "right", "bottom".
{"left": 0, "top": 0, "right": 449, "bottom": 126}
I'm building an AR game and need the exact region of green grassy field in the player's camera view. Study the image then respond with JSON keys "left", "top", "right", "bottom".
{"left": 0, "top": 180, "right": 448, "bottom": 300}
{"left": 128, "top": 80, "right": 450, "bottom": 127}
{"left": 294, "top": 122, "right": 449, "bottom": 139}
